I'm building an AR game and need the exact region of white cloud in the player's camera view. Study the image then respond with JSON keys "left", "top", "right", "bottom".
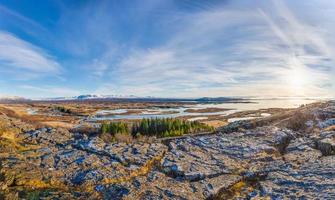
{"left": 2, "top": 0, "right": 334, "bottom": 98}
{"left": 100, "top": 0, "right": 334, "bottom": 98}
{"left": 0, "top": 31, "right": 61, "bottom": 77}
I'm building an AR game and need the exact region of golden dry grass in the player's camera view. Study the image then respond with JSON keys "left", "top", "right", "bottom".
{"left": 203, "top": 120, "right": 228, "bottom": 128}
{"left": 42, "top": 121, "right": 74, "bottom": 129}
{"left": 324, "top": 125, "right": 335, "bottom": 131}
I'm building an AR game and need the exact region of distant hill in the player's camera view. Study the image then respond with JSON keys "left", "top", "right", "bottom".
{"left": 0, "top": 96, "right": 29, "bottom": 103}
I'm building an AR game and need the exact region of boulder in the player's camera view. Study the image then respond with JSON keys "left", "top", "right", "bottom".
{"left": 315, "top": 138, "right": 335, "bottom": 156}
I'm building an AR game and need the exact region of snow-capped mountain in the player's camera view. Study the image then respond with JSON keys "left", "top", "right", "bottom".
{"left": 75, "top": 94, "right": 140, "bottom": 100}
{"left": 76, "top": 94, "right": 102, "bottom": 99}
{"left": 41, "top": 94, "right": 141, "bottom": 101}
{"left": 0, "top": 96, "right": 28, "bottom": 101}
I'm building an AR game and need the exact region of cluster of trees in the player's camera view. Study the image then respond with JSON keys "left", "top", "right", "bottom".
{"left": 131, "top": 118, "right": 214, "bottom": 138}
{"left": 100, "top": 118, "right": 214, "bottom": 138}
{"left": 101, "top": 121, "right": 128, "bottom": 136}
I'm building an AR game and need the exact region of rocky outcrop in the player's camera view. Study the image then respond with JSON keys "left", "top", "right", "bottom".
{"left": 254, "top": 155, "right": 335, "bottom": 199}
{"left": 314, "top": 131, "right": 335, "bottom": 156}
{"left": 0, "top": 125, "right": 167, "bottom": 199}
{"left": 1, "top": 101, "right": 335, "bottom": 199}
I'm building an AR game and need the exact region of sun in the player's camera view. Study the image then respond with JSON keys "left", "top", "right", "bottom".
{"left": 285, "top": 57, "right": 311, "bottom": 96}
{"left": 288, "top": 67, "right": 306, "bottom": 88}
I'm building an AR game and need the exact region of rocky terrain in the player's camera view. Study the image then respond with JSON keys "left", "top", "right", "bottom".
{"left": 0, "top": 101, "right": 334, "bottom": 199}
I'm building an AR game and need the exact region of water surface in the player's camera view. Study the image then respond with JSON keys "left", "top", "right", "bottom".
{"left": 91, "top": 98, "right": 319, "bottom": 121}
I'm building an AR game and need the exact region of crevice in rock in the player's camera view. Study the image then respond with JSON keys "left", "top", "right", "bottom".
{"left": 100, "top": 150, "right": 166, "bottom": 186}
{"left": 71, "top": 142, "right": 126, "bottom": 164}
{"left": 274, "top": 132, "right": 296, "bottom": 155}
{"left": 208, "top": 172, "right": 267, "bottom": 200}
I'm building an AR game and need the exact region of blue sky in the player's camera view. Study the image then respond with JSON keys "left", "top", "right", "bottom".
{"left": 0, "top": 0, "right": 334, "bottom": 98}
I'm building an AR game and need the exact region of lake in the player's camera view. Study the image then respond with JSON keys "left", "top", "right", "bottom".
{"left": 90, "top": 98, "right": 321, "bottom": 121}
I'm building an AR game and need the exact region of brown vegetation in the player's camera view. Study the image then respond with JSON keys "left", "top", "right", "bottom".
{"left": 286, "top": 111, "right": 313, "bottom": 131}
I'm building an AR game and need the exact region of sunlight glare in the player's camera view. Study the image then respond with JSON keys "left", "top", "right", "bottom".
{"left": 285, "top": 57, "right": 311, "bottom": 96}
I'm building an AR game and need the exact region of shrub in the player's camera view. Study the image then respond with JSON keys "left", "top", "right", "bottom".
{"left": 54, "top": 106, "right": 72, "bottom": 114}
{"left": 114, "top": 133, "right": 133, "bottom": 143}
{"left": 286, "top": 111, "right": 313, "bottom": 131}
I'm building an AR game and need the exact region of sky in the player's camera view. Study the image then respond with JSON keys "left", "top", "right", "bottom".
{"left": 0, "top": 0, "right": 334, "bottom": 98}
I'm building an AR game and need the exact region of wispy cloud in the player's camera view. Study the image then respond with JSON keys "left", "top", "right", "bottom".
{"left": 0, "top": 4, "right": 49, "bottom": 34}
{"left": 100, "top": 0, "right": 334, "bottom": 97}
{"left": 1, "top": 0, "right": 334, "bottom": 98}
{"left": 0, "top": 31, "right": 61, "bottom": 79}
